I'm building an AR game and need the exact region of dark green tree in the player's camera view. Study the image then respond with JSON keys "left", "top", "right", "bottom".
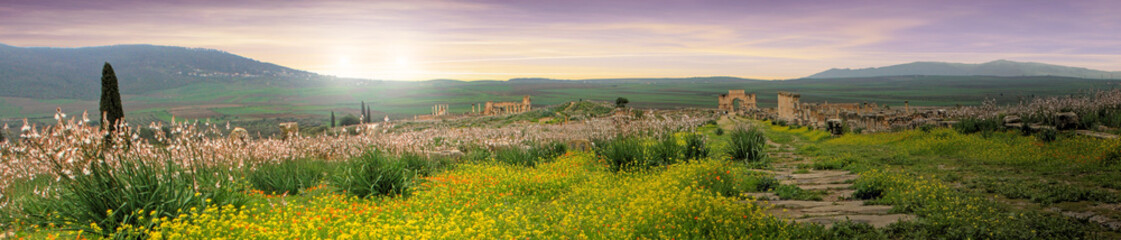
{"left": 615, "top": 97, "right": 629, "bottom": 108}
{"left": 365, "top": 105, "right": 371, "bottom": 123}
{"left": 360, "top": 101, "right": 366, "bottom": 124}
{"left": 340, "top": 114, "right": 360, "bottom": 126}
{"left": 331, "top": 111, "right": 336, "bottom": 128}
{"left": 100, "top": 62, "right": 125, "bottom": 132}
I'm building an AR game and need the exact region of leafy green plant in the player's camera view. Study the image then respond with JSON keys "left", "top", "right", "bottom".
{"left": 726, "top": 126, "right": 767, "bottom": 163}
{"left": 714, "top": 128, "right": 724, "bottom": 136}
{"left": 23, "top": 155, "right": 244, "bottom": 238}
{"left": 331, "top": 150, "right": 414, "bottom": 198}
{"left": 682, "top": 133, "right": 709, "bottom": 161}
{"left": 1035, "top": 128, "right": 1058, "bottom": 143}
{"left": 650, "top": 134, "right": 683, "bottom": 166}
{"left": 595, "top": 137, "right": 649, "bottom": 172}
{"left": 953, "top": 117, "right": 1003, "bottom": 134}
{"left": 249, "top": 158, "right": 332, "bottom": 195}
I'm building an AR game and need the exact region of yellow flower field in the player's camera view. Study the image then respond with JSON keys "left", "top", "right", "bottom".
{"left": 147, "top": 152, "right": 798, "bottom": 239}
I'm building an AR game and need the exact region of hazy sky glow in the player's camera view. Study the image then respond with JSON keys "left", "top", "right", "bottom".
{"left": 2, "top": 0, "right": 1119, "bottom": 80}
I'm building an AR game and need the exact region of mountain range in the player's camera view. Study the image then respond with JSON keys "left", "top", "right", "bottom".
{"left": 0, "top": 43, "right": 317, "bottom": 99}
{"left": 1, "top": 43, "right": 1119, "bottom": 101}
{"left": 807, "top": 60, "right": 1121, "bottom": 79}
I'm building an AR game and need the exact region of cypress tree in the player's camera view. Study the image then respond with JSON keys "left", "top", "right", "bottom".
{"left": 100, "top": 62, "right": 125, "bottom": 132}
{"left": 361, "top": 101, "right": 366, "bottom": 124}
{"left": 365, "top": 105, "right": 371, "bottom": 123}
{"left": 331, "top": 111, "right": 336, "bottom": 127}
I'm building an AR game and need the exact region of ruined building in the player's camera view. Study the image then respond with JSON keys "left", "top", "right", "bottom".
{"left": 483, "top": 96, "right": 532, "bottom": 115}
{"left": 432, "top": 104, "right": 448, "bottom": 116}
{"left": 717, "top": 90, "right": 757, "bottom": 113}
{"left": 730, "top": 91, "right": 948, "bottom": 134}
{"left": 777, "top": 92, "right": 800, "bottom": 122}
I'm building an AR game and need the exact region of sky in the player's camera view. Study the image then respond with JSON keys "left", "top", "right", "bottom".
{"left": 1, "top": 0, "right": 1119, "bottom": 80}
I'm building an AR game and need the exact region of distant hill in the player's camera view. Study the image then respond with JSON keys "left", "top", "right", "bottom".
{"left": 807, "top": 60, "right": 1121, "bottom": 79}
{"left": 0, "top": 43, "right": 318, "bottom": 99}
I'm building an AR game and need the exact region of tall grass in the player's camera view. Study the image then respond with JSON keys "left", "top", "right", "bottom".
{"left": 22, "top": 154, "right": 244, "bottom": 238}
{"left": 249, "top": 158, "right": 335, "bottom": 195}
{"left": 726, "top": 126, "right": 767, "bottom": 163}
{"left": 595, "top": 137, "right": 648, "bottom": 172}
{"left": 682, "top": 133, "right": 709, "bottom": 161}
{"left": 331, "top": 151, "right": 414, "bottom": 198}
{"left": 493, "top": 142, "right": 567, "bottom": 167}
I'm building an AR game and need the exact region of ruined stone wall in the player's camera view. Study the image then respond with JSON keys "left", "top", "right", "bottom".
{"left": 483, "top": 95, "right": 532, "bottom": 115}
{"left": 777, "top": 92, "right": 800, "bottom": 122}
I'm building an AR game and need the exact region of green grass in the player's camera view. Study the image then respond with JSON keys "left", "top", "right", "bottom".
{"left": 764, "top": 121, "right": 1121, "bottom": 238}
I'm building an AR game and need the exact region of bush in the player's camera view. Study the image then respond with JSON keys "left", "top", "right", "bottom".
{"left": 1035, "top": 128, "right": 1058, "bottom": 143}
{"left": 919, "top": 124, "right": 936, "bottom": 133}
{"left": 494, "top": 142, "right": 567, "bottom": 167}
{"left": 726, "top": 126, "right": 767, "bottom": 163}
{"left": 495, "top": 147, "right": 536, "bottom": 167}
{"left": 596, "top": 137, "right": 648, "bottom": 172}
{"left": 249, "top": 158, "right": 332, "bottom": 195}
{"left": 339, "top": 114, "right": 361, "bottom": 126}
{"left": 953, "top": 117, "right": 1003, "bottom": 134}
{"left": 714, "top": 128, "right": 724, "bottom": 136}
{"left": 650, "top": 134, "right": 683, "bottom": 166}
{"left": 398, "top": 153, "right": 450, "bottom": 177}
{"left": 23, "top": 156, "right": 244, "bottom": 237}
{"left": 332, "top": 150, "right": 414, "bottom": 198}
{"left": 682, "top": 133, "right": 709, "bottom": 161}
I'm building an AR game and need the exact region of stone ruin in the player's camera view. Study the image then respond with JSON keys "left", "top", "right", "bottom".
{"left": 728, "top": 91, "right": 952, "bottom": 134}
{"left": 717, "top": 90, "right": 757, "bottom": 113}
{"left": 278, "top": 122, "right": 299, "bottom": 140}
{"left": 432, "top": 104, "right": 449, "bottom": 116}
{"left": 483, "top": 95, "right": 532, "bottom": 115}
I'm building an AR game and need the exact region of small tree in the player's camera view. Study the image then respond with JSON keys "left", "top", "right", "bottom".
{"left": 360, "top": 101, "right": 366, "bottom": 124}
{"left": 100, "top": 62, "right": 125, "bottom": 132}
{"left": 339, "top": 114, "right": 360, "bottom": 126}
{"left": 330, "top": 111, "right": 336, "bottom": 128}
{"left": 615, "top": 97, "right": 629, "bottom": 108}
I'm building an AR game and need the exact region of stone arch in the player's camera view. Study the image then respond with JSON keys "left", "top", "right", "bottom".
{"left": 718, "top": 90, "right": 756, "bottom": 112}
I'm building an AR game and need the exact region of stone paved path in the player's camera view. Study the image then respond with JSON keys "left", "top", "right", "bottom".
{"left": 722, "top": 116, "right": 914, "bottom": 228}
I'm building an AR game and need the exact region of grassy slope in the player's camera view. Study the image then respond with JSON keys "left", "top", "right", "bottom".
{"left": 765, "top": 122, "right": 1121, "bottom": 238}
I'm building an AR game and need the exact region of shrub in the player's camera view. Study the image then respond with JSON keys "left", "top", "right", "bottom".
{"left": 1101, "top": 147, "right": 1121, "bottom": 167}
{"left": 494, "top": 142, "right": 567, "bottom": 167}
{"left": 331, "top": 150, "right": 414, "bottom": 198}
{"left": 495, "top": 147, "right": 536, "bottom": 167}
{"left": 596, "top": 137, "right": 648, "bottom": 172}
{"left": 1035, "top": 128, "right": 1058, "bottom": 143}
{"left": 339, "top": 114, "right": 361, "bottom": 126}
{"left": 919, "top": 124, "right": 936, "bottom": 133}
{"left": 953, "top": 117, "right": 1003, "bottom": 135}
{"left": 530, "top": 141, "right": 568, "bottom": 161}
{"left": 726, "top": 126, "right": 767, "bottom": 163}
{"left": 23, "top": 156, "right": 244, "bottom": 237}
{"left": 753, "top": 176, "right": 780, "bottom": 192}
{"left": 682, "top": 133, "right": 709, "bottom": 161}
{"left": 249, "top": 158, "right": 332, "bottom": 195}
{"left": 714, "top": 128, "right": 724, "bottom": 136}
{"left": 398, "top": 153, "right": 449, "bottom": 177}
{"left": 649, "top": 134, "right": 683, "bottom": 166}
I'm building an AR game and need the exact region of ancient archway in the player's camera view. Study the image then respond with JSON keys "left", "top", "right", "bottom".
{"left": 718, "top": 90, "right": 756, "bottom": 112}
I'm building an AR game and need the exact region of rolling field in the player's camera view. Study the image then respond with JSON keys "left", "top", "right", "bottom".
{"left": 2, "top": 76, "right": 1118, "bottom": 134}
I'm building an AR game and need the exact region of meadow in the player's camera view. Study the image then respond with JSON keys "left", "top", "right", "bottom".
{"left": 3, "top": 100, "right": 1121, "bottom": 239}
{"left": 3, "top": 75, "right": 1118, "bottom": 139}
